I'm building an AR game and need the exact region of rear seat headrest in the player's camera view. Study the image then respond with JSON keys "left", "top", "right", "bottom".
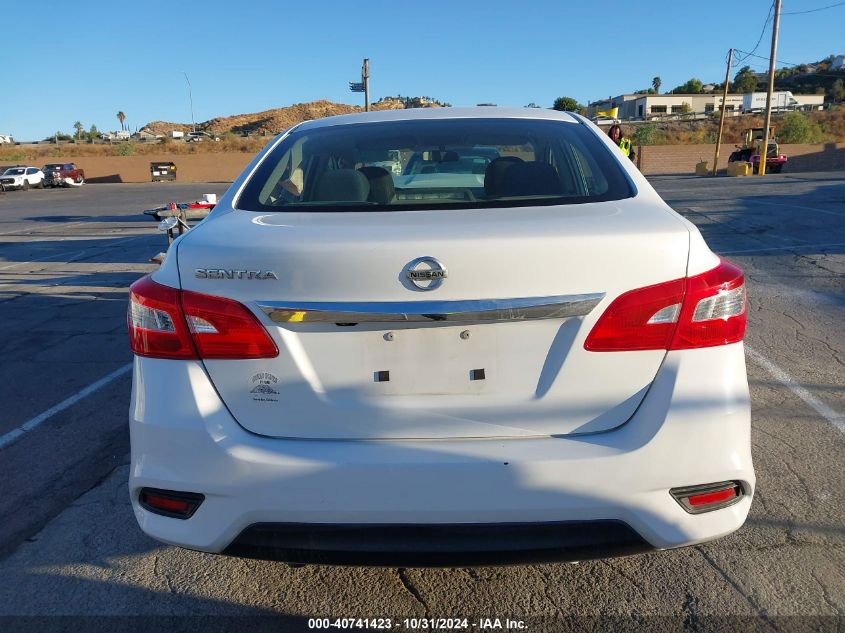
{"left": 499, "top": 161, "right": 562, "bottom": 198}
{"left": 484, "top": 156, "right": 524, "bottom": 196}
{"left": 313, "top": 169, "right": 370, "bottom": 202}
{"left": 357, "top": 166, "right": 395, "bottom": 205}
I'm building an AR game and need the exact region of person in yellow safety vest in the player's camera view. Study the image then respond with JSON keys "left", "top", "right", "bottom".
{"left": 608, "top": 124, "right": 636, "bottom": 162}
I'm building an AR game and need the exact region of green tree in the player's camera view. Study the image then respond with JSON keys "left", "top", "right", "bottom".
{"left": 117, "top": 111, "right": 126, "bottom": 131}
{"left": 671, "top": 78, "right": 703, "bottom": 94}
{"left": 778, "top": 111, "right": 823, "bottom": 144}
{"left": 679, "top": 102, "right": 693, "bottom": 114}
{"left": 48, "top": 131, "right": 73, "bottom": 142}
{"left": 73, "top": 121, "right": 84, "bottom": 140}
{"left": 733, "top": 66, "right": 759, "bottom": 93}
{"left": 652, "top": 76, "right": 662, "bottom": 94}
{"left": 553, "top": 96, "right": 584, "bottom": 113}
{"left": 86, "top": 124, "right": 100, "bottom": 142}
{"left": 831, "top": 79, "right": 845, "bottom": 102}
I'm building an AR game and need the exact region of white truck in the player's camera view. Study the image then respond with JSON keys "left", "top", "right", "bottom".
{"left": 742, "top": 91, "right": 799, "bottom": 114}
{"left": 0, "top": 134, "right": 13, "bottom": 145}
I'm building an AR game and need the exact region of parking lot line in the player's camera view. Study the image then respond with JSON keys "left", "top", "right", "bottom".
{"left": 746, "top": 199, "right": 845, "bottom": 217}
{"left": 0, "top": 220, "right": 89, "bottom": 237}
{"left": 0, "top": 363, "right": 132, "bottom": 450}
{"left": 746, "top": 346, "right": 845, "bottom": 437}
{"left": 0, "top": 233, "right": 151, "bottom": 271}
{"left": 721, "top": 242, "right": 845, "bottom": 254}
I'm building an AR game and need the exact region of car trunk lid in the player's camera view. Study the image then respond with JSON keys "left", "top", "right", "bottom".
{"left": 177, "top": 199, "right": 689, "bottom": 440}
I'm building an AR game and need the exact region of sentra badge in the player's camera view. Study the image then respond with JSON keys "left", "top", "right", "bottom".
{"left": 195, "top": 269, "right": 279, "bottom": 280}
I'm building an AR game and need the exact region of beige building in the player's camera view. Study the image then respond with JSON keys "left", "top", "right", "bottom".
{"left": 588, "top": 92, "right": 824, "bottom": 120}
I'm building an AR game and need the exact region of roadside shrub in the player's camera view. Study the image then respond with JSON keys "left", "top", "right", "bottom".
{"left": 633, "top": 122, "right": 659, "bottom": 145}
{"left": 778, "top": 112, "right": 823, "bottom": 144}
{"left": 113, "top": 142, "right": 135, "bottom": 156}
{"left": 690, "top": 128, "right": 718, "bottom": 144}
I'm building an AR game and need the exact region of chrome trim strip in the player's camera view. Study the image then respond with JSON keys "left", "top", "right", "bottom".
{"left": 258, "top": 293, "right": 605, "bottom": 324}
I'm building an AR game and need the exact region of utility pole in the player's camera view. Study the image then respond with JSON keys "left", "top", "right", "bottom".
{"left": 712, "top": 48, "right": 733, "bottom": 176}
{"left": 760, "top": 0, "right": 781, "bottom": 176}
{"left": 362, "top": 58, "right": 370, "bottom": 112}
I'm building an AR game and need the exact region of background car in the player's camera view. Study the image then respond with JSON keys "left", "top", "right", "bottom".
{"left": 0, "top": 166, "right": 44, "bottom": 190}
{"left": 42, "top": 163, "right": 85, "bottom": 187}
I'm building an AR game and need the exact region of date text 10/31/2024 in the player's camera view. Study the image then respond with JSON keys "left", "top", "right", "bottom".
{"left": 307, "top": 618, "right": 527, "bottom": 630}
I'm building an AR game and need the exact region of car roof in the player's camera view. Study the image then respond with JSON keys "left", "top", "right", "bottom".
{"left": 295, "top": 107, "right": 581, "bottom": 132}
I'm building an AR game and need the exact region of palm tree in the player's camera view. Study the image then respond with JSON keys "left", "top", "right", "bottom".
{"left": 652, "top": 76, "right": 662, "bottom": 94}
{"left": 117, "top": 111, "right": 126, "bottom": 131}
{"left": 73, "top": 121, "right": 84, "bottom": 140}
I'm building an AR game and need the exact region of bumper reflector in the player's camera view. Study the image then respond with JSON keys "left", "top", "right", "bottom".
{"left": 139, "top": 488, "right": 204, "bottom": 519}
{"left": 670, "top": 481, "right": 743, "bottom": 514}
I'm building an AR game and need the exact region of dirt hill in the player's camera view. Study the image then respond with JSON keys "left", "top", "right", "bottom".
{"left": 141, "top": 98, "right": 411, "bottom": 137}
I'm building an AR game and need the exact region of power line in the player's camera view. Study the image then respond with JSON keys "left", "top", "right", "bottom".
{"left": 782, "top": 1, "right": 845, "bottom": 14}
{"left": 734, "top": 48, "right": 845, "bottom": 77}
{"left": 733, "top": 48, "right": 804, "bottom": 68}
{"left": 736, "top": 2, "right": 774, "bottom": 65}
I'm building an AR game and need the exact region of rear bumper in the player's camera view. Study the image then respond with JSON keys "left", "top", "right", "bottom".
{"left": 129, "top": 343, "right": 754, "bottom": 564}
{"left": 224, "top": 521, "right": 652, "bottom": 567}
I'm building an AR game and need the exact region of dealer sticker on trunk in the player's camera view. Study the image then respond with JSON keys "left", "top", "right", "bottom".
{"left": 249, "top": 372, "right": 280, "bottom": 403}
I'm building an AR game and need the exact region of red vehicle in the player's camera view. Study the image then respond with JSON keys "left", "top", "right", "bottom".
{"left": 42, "top": 162, "right": 85, "bottom": 187}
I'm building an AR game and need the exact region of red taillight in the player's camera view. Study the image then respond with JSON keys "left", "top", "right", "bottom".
{"left": 128, "top": 276, "right": 196, "bottom": 359}
{"left": 181, "top": 289, "right": 278, "bottom": 359}
{"left": 128, "top": 276, "right": 278, "bottom": 360}
{"left": 584, "top": 258, "right": 746, "bottom": 352}
{"left": 670, "top": 258, "right": 746, "bottom": 350}
{"left": 583, "top": 278, "right": 685, "bottom": 351}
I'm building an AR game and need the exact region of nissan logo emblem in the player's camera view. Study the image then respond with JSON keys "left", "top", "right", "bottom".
{"left": 404, "top": 256, "right": 448, "bottom": 291}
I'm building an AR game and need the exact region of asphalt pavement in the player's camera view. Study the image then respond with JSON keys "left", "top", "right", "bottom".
{"left": 0, "top": 176, "right": 842, "bottom": 631}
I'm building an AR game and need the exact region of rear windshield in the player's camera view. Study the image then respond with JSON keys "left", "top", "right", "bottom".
{"left": 236, "top": 118, "right": 633, "bottom": 212}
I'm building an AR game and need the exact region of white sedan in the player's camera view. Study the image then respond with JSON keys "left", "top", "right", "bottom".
{"left": 0, "top": 166, "right": 44, "bottom": 190}
{"left": 127, "top": 107, "right": 753, "bottom": 567}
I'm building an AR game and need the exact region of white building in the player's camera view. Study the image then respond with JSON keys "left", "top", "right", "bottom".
{"left": 588, "top": 92, "right": 824, "bottom": 120}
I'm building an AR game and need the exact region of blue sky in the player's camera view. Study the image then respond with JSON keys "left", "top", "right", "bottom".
{"left": 2, "top": 0, "right": 842, "bottom": 140}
